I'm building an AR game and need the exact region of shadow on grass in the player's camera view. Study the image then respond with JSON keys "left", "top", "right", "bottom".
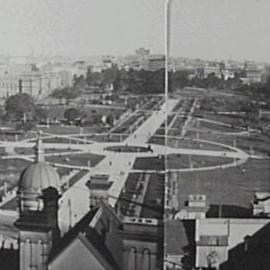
{"left": 207, "top": 204, "right": 252, "bottom": 218}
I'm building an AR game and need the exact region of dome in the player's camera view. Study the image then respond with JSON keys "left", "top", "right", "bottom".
{"left": 17, "top": 131, "right": 62, "bottom": 212}
{"left": 18, "top": 162, "right": 61, "bottom": 194}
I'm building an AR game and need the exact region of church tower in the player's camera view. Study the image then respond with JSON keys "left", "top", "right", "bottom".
{"left": 15, "top": 132, "right": 62, "bottom": 270}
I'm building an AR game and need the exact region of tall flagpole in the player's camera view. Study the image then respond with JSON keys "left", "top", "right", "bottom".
{"left": 164, "top": 0, "right": 171, "bottom": 269}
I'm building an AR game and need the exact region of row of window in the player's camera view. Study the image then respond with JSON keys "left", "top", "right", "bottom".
{"left": 128, "top": 248, "right": 152, "bottom": 270}
{"left": 0, "top": 81, "right": 18, "bottom": 90}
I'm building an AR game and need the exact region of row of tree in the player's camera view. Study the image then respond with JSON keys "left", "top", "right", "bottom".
{"left": 86, "top": 66, "right": 166, "bottom": 94}
{"left": 3, "top": 92, "right": 115, "bottom": 130}
{"left": 85, "top": 65, "right": 248, "bottom": 93}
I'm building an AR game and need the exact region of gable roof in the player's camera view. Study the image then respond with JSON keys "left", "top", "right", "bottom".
{"left": 79, "top": 228, "right": 121, "bottom": 270}
{"left": 48, "top": 207, "right": 98, "bottom": 263}
{"left": 48, "top": 204, "right": 121, "bottom": 270}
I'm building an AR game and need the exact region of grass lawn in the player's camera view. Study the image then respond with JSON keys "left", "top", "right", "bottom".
{"left": 198, "top": 120, "right": 241, "bottom": 132}
{"left": 15, "top": 147, "right": 34, "bottom": 155}
{"left": 201, "top": 112, "right": 246, "bottom": 127}
{"left": 40, "top": 125, "right": 107, "bottom": 135}
{"left": 167, "top": 137, "right": 232, "bottom": 151}
{"left": 175, "top": 159, "right": 270, "bottom": 217}
{"left": 148, "top": 135, "right": 232, "bottom": 152}
{"left": 46, "top": 153, "right": 104, "bottom": 167}
{"left": 90, "top": 134, "right": 128, "bottom": 143}
{"left": 133, "top": 156, "right": 165, "bottom": 170}
{"left": 0, "top": 132, "right": 35, "bottom": 142}
{"left": 186, "top": 131, "right": 270, "bottom": 155}
{"left": 0, "top": 159, "right": 30, "bottom": 193}
{"left": 42, "top": 137, "right": 88, "bottom": 144}
{"left": 167, "top": 154, "right": 233, "bottom": 169}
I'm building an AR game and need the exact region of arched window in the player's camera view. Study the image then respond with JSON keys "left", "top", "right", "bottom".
{"left": 128, "top": 247, "right": 137, "bottom": 270}
{"left": 142, "top": 248, "right": 151, "bottom": 270}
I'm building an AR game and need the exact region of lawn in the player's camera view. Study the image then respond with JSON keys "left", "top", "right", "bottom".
{"left": 40, "top": 125, "right": 107, "bottom": 135}
{"left": 0, "top": 158, "right": 30, "bottom": 192}
{"left": 167, "top": 154, "right": 233, "bottom": 169}
{"left": 89, "top": 133, "right": 129, "bottom": 143}
{"left": 148, "top": 135, "right": 232, "bottom": 152}
{"left": 175, "top": 159, "right": 270, "bottom": 218}
{"left": 133, "top": 156, "right": 165, "bottom": 170}
{"left": 198, "top": 119, "right": 242, "bottom": 132}
{"left": 46, "top": 153, "right": 105, "bottom": 167}
{"left": 186, "top": 130, "right": 270, "bottom": 156}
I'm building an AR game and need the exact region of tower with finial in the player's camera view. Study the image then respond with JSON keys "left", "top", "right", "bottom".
{"left": 34, "top": 130, "right": 45, "bottom": 162}
{"left": 15, "top": 130, "right": 62, "bottom": 270}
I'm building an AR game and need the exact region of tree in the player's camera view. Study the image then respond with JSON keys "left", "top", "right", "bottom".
{"left": 64, "top": 108, "right": 80, "bottom": 123}
{"left": 5, "top": 93, "right": 35, "bottom": 120}
{"left": 50, "top": 87, "right": 79, "bottom": 104}
{"left": 35, "top": 107, "right": 48, "bottom": 122}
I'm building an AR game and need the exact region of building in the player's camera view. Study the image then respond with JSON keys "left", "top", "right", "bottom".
{"left": 122, "top": 49, "right": 165, "bottom": 71}
{"left": 0, "top": 75, "right": 20, "bottom": 97}
{"left": 203, "top": 64, "right": 222, "bottom": 79}
{"left": 86, "top": 174, "right": 113, "bottom": 209}
{"left": 135, "top": 48, "right": 150, "bottom": 58}
{"left": 175, "top": 194, "right": 208, "bottom": 220}
{"left": 245, "top": 69, "right": 262, "bottom": 84}
{"left": 0, "top": 134, "right": 164, "bottom": 270}
{"left": 120, "top": 217, "right": 163, "bottom": 270}
{"left": 148, "top": 55, "right": 165, "bottom": 71}
{"left": 195, "top": 218, "right": 270, "bottom": 269}
{"left": 165, "top": 219, "right": 195, "bottom": 270}
{"left": 0, "top": 64, "right": 72, "bottom": 99}
{"left": 251, "top": 192, "right": 270, "bottom": 217}
{"left": 241, "top": 61, "right": 263, "bottom": 84}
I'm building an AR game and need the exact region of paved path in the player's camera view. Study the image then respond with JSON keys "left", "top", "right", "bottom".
{"left": 0, "top": 97, "right": 255, "bottom": 233}
{"left": 125, "top": 99, "right": 178, "bottom": 145}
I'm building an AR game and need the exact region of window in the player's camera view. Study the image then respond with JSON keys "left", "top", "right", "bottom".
{"left": 142, "top": 249, "right": 151, "bottom": 270}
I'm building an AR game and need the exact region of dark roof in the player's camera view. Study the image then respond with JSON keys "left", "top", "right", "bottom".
{"left": 14, "top": 211, "right": 51, "bottom": 232}
{"left": 49, "top": 206, "right": 121, "bottom": 270}
{"left": 48, "top": 207, "right": 98, "bottom": 262}
{"left": 82, "top": 227, "right": 121, "bottom": 270}
{"left": 166, "top": 220, "right": 195, "bottom": 256}
{"left": 0, "top": 248, "right": 18, "bottom": 270}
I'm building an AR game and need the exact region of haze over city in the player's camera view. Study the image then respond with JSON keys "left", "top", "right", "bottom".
{"left": 1, "top": 0, "right": 270, "bottom": 62}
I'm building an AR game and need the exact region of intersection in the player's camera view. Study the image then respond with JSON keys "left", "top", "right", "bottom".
{"left": 0, "top": 97, "right": 253, "bottom": 233}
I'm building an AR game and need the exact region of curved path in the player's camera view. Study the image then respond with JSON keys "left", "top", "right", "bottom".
{"left": 0, "top": 97, "right": 254, "bottom": 233}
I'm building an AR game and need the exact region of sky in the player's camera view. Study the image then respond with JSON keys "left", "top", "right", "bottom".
{"left": 0, "top": 0, "right": 270, "bottom": 62}
{"left": 170, "top": 0, "right": 270, "bottom": 62}
{"left": 0, "top": 0, "right": 164, "bottom": 58}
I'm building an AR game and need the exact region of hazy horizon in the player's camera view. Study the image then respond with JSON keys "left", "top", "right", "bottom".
{"left": 0, "top": 0, "right": 270, "bottom": 63}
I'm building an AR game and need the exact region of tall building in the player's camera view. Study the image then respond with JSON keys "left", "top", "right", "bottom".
{"left": 148, "top": 55, "right": 165, "bottom": 71}
{"left": 0, "top": 64, "right": 72, "bottom": 99}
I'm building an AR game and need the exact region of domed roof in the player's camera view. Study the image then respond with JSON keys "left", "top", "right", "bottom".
{"left": 18, "top": 162, "right": 61, "bottom": 194}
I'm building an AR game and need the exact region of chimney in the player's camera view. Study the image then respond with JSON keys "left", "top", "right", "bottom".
{"left": 41, "top": 187, "right": 61, "bottom": 245}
